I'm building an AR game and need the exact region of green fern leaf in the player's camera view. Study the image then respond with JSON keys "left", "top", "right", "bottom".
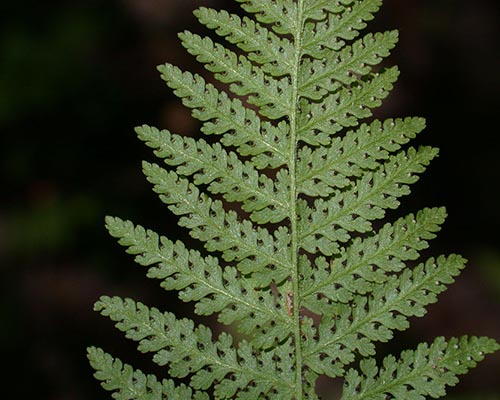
{"left": 297, "top": 117, "right": 426, "bottom": 196}
{"left": 299, "top": 30, "right": 399, "bottom": 100}
{"left": 157, "top": 62, "right": 289, "bottom": 169}
{"left": 298, "top": 67, "right": 400, "bottom": 145}
{"left": 302, "top": 0, "right": 383, "bottom": 58}
{"left": 89, "top": 1, "right": 498, "bottom": 399}
{"left": 178, "top": 31, "right": 292, "bottom": 119}
{"left": 301, "top": 207, "right": 448, "bottom": 309}
{"left": 136, "top": 125, "right": 288, "bottom": 223}
{"left": 194, "top": 7, "right": 294, "bottom": 77}
{"left": 342, "top": 336, "right": 500, "bottom": 400}
{"left": 142, "top": 162, "right": 291, "bottom": 284}
{"left": 88, "top": 347, "right": 209, "bottom": 400}
{"left": 298, "top": 146, "right": 438, "bottom": 255}
{"left": 95, "top": 296, "right": 296, "bottom": 398}
{"left": 105, "top": 216, "right": 292, "bottom": 347}
{"left": 304, "top": 255, "right": 467, "bottom": 376}
{"left": 235, "top": 0, "right": 299, "bottom": 35}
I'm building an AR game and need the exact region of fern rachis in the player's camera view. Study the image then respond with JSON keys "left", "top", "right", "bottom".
{"left": 88, "top": 1, "right": 499, "bottom": 399}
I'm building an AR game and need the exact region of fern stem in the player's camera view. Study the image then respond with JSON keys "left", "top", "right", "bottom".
{"left": 290, "top": 1, "right": 306, "bottom": 398}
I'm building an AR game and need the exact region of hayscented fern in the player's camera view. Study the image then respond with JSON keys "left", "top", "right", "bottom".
{"left": 88, "top": 0, "right": 499, "bottom": 399}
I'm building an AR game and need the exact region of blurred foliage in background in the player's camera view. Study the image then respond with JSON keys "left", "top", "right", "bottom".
{"left": 1, "top": 0, "right": 498, "bottom": 399}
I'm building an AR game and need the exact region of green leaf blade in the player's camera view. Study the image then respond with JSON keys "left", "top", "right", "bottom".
{"left": 297, "top": 117, "right": 427, "bottom": 196}
{"left": 193, "top": 7, "right": 294, "bottom": 77}
{"left": 298, "top": 67, "right": 401, "bottom": 145}
{"left": 105, "top": 217, "right": 292, "bottom": 347}
{"left": 157, "top": 63, "right": 289, "bottom": 168}
{"left": 87, "top": 347, "right": 207, "bottom": 400}
{"left": 299, "top": 30, "right": 399, "bottom": 100}
{"left": 304, "top": 255, "right": 467, "bottom": 377}
{"left": 342, "top": 336, "right": 500, "bottom": 400}
{"left": 235, "top": 0, "right": 298, "bottom": 35}
{"left": 299, "top": 146, "right": 439, "bottom": 256}
{"left": 90, "top": 1, "right": 499, "bottom": 398}
{"left": 136, "top": 125, "right": 289, "bottom": 223}
{"left": 302, "top": 207, "right": 448, "bottom": 311}
{"left": 178, "top": 31, "right": 292, "bottom": 119}
{"left": 94, "top": 296, "right": 295, "bottom": 398}
{"left": 142, "top": 162, "right": 291, "bottom": 285}
{"left": 303, "top": 0, "right": 384, "bottom": 59}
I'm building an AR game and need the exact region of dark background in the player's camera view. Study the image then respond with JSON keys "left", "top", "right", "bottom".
{"left": 1, "top": 0, "right": 499, "bottom": 399}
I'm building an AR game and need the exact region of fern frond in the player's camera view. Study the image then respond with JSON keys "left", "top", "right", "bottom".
{"left": 302, "top": 0, "right": 383, "bottom": 59}
{"left": 95, "top": 296, "right": 296, "bottom": 399}
{"left": 193, "top": 7, "right": 294, "bottom": 77}
{"left": 105, "top": 216, "right": 293, "bottom": 348}
{"left": 342, "top": 336, "right": 500, "bottom": 400}
{"left": 298, "top": 67, "right": 400, "bottom": 145}
{"left": 304, "top": 255, "right": 466, "bottom": 376}
{"left": 136, "top": 125, "right": 289, "bottom": 223}
{"left": 91, "top": 0, "right": 499, "bottom": 398}
{"left": 297, "top": 117, "right": 426, "bottom": 196}
{"left": 88, "top": 347, "right": 208, "bottom": 400}
{"left": 299, "top": 146, "right": 439, "bottom": 255}
{"left": 301, "top": 207, "right": 447, "bottom": 310}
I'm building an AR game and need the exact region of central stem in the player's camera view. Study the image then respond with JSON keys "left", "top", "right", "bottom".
{"left": 289, "top": 1, "right": 305, "bottom": 398}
